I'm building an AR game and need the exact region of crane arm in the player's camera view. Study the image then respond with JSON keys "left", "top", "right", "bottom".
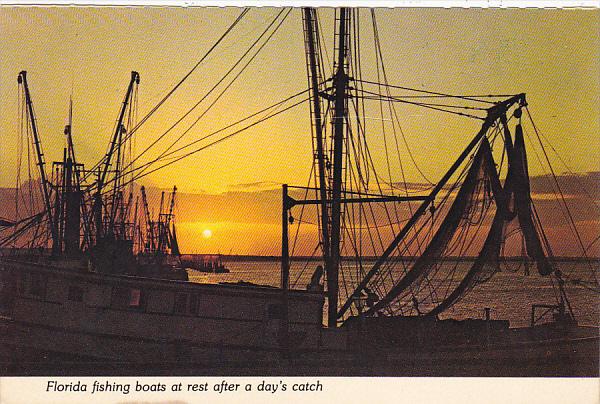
{"left": 18, "top": 71, "right": 58, "bottom": 252}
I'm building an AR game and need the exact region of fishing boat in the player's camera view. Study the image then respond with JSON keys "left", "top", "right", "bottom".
{"left": 0, "top": 7, "right": 598, "bottom": 376}
{"left": 181, "top": 254, "right": 230, "bottom": 274}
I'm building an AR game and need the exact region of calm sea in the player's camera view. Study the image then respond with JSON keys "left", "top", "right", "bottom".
{"left": 187, "top": 259, "right": 599, "bottom": 328}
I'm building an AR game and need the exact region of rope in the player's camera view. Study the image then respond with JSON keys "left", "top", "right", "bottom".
{"left": 526, "top": 107, "right": 597, "bottom": 284}
{"left": 122, "top": 9, "right": 288, "bottom": 176}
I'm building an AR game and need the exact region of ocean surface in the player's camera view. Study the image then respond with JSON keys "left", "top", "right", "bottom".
{"left": 187, "top": 259, "right": 599, "bottom": 328}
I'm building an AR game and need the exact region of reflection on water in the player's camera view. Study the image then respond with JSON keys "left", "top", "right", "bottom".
{"left": 187, "top": 259, "right": 599, "bottom": 328}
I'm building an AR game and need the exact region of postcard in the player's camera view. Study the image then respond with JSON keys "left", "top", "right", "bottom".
{"left": 0, "top": 2, "right": 598, "bottom": 403}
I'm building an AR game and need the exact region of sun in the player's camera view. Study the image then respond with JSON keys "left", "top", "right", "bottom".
{"left": 202, "top": 229, "right": 213, "bottom": 239}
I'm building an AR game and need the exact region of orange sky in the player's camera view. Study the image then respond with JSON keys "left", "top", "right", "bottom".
{"left": 0, "top": 7, "right": 598, "bottom": 256}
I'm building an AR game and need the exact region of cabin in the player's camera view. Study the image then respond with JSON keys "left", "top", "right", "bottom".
{"left": 0, "top": 258, "right": 324, "bottom": 363}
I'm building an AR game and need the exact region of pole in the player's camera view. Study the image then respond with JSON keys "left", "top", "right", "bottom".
{"left": 281, "top": 184, "right": 290, "bottom": 358}
{"left": 302, "top": 7, "right": 331, "bottom": 280}
{"left": 18, "top": 71, "right": 58, "bottom": 253}
{"left": 328, "top": 7, "right": 349, "bottom": 328}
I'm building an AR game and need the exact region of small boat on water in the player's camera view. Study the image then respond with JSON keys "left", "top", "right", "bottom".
{"left": 181, "top": 254, "right": 230, "bottom": 274}
{"left": 0, "top": 7, "right": 598, "bottom": 376}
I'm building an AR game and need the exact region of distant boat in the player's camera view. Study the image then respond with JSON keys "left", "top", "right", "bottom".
{"left": 181, "top": 254, "right": 230, "bottom": 274}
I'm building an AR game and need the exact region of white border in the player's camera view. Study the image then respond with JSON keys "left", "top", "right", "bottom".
{"left": 0, "top": 0, "right": 598, "bottom": 8}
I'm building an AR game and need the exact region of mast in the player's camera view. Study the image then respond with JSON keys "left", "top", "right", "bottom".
{"left": 327, "top": 8, "right": 350, "bottom": 328}
{"left": 94, "top": 71, "right": 139, "bottom": 240}
{"left": 165, "top": 186, "right": 177, "bottom": 253}
{"left": 62, "top": 102, "right": 82, "bottom": 255}
{"left": 132, "top": 195, "right": 139, "bottom": 253}
{"left": 18, "top": 71, "right": 58, "bottom": 253}
{"left": 158, "top": 191, "right": 165, "bottom": 252}
{"left": 302, "top": 7, "right": 330, "bottom": 282}
{"left": 140, "top": 186, "right": 154, "bottom": 252}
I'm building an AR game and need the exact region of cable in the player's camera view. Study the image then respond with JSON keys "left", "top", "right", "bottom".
{"left": 82, "top": 9, "right": 249, "bottom": 183}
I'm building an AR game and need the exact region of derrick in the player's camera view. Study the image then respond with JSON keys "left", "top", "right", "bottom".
{"left": 17, "top": 71, "right": 58, "bottom": 253}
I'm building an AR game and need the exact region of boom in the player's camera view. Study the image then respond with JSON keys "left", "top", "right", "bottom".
{"left": 94, "top": 71, "right": 140, "bottom": 239}
{"left": 18, "top": 71, "right": 58, "bottom": 253}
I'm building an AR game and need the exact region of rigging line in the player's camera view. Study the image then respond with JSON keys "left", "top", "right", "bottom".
{"left": 344, "top": 111, "right": 398, "bottom": 250}
{"left": 345, "top": 117, "right": 393, "bottom": 258}
{"left": 384, "top": 90, "right": 436, "bottom": 187}
{"left": 344, "top": 160, "right": 383, "bottom": 271}
{"left": 291, "top": 243, "right": 321, "bottom": 288}
{"left": 119, "top": 8, "right": 249, "bottom": 143}
{"left": 524, "top": 128, "right": 597, "bottom": 295}
{"left": 133, "top": 8, "right": 293, "bottom": 180}
{"left": 316, "top": 11, "right": 331, "bottom": 80}
{"left": 406, "top": 175, "right": 491, "bottom": 309}
{"left": 120, "top": 96, "right": 307, "bottom": 185}
{"left": 357, "top": 93, "right": 516, "bottom": 99}
{"left": 356, "top": 89, "right": 485, "bottom": 120}
{"left": 338, "top": 217, "right": 409, "bottom": 230}
{"left": 121, "top": 8, "right": 289, "bottom": 176}
{"left": 585, "top": 234, "right": 600, "bottom": 252}
{"left": 15, "top": 87, "right": 24, "bottom": 226}
{"left": 371, "top": 9, "right": 435, "bottom": 262}
{"left": 79, "top": 7, "right": 250, "bottom": 185}
{"left": 354, "top": 78, "right": 501, "bottom": 104}
{"left": 371, "top": 10, "right": 396, "bottom": 231}
{"left": 530, "top": 201, "right": 563, "bottom": 304}
{"left": 354, "top": 8, "right": 370, "bottom": 193}
{"left": 356, "top": 29, "right": 410, "bottom": 271}
{"left": 26, "top": 111, "right": 35, "bottom": 218}
{"left": 524, "top": 114, "right": 599, "bottom": 211}
{"left": 525, "top": 107, "right": 594, "bottom": 267}
{"left": 373, "top": 152, "right": 473, "bottom": 290}
{"left": 89, "top": 89, "right": 309, "bottom": 194}
{"left": 359, "top": 96, "right": 488, "bottom": 111}
{"left": 291, "top": 164, "right": 315, "bottom": 257}
{"left": 80, "top": 9, "right": 249, "bottom": 183}
{"left": 520, "top": 125, "right": 573, "bottom": 236}
{"left": 122, "top": 97, "right": 308, "bottom": 188}
{"left": 347, "top": 101, "right": 369, "bottom": 189}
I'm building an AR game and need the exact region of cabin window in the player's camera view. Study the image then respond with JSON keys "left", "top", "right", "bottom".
{"left": 129, "top": 289, "right": 141, "bottom": 307}
{"left": 173, "top": 293, "right": 199, "bottom": 315}
{"left": 188, "top": 294, "right": 198, "bottom": 315}
{"left": 29, "top": 273, "right": 46, "bottom": 298}
{"left": 173, "top": 293, "right": 187, "bottom": 314}
{"left": 67, "top": 285, "right": 84, "bottom": 302}
{"left": 16, "top": 272, "right": 26, "bottom": 295}
{"left": 267, "top": 303, "right": 284, "bottom": 320}
{"left": 112, "top": 286, "right": 144, "bottom": 310}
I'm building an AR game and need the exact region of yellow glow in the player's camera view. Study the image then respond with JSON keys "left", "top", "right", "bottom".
{"left": 0, "top": 8, "right": 597, "bottom": 256}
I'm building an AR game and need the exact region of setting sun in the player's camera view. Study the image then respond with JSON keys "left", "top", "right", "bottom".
{"left": 202, "top": 229, "right": 213, "bottom": 239}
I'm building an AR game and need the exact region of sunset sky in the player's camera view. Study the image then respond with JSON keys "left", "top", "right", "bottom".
{"left": 0, "top": 7, "right": 598, "bottom": 255}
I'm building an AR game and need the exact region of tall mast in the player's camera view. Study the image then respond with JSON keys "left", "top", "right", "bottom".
{"left": 94, "top": 71, "right": 139, "bottom": 239}
{"left": 140, "top": 186, "right": 153, "bottom": 252}
{"left": 18, "top": 71, "right": 58, "bottom": 253}
{"left": 327, "top": 8, "right": 350, "bottom": 328}
{"left": 62, "top": 101, "right": 81, "bottom": 255}
{"left": 302, "top": 7, "right": 330, "bottom": 278}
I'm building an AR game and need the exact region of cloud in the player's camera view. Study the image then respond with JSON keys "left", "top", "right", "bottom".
{"left": 529, "top": 171, "right": 600, "bottom": 199}
{"left": 1, "top": 171, "right": 598, "bottom": 256}
{"left": 226, "top": 181, "right": 281, "bottom": 192}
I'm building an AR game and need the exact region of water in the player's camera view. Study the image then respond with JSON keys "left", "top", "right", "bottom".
{"left": 187, "top": 259, "right": 599, "bottom": 328}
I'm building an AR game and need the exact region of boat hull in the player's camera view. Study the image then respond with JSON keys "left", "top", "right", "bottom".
{"left": 0, "top": 259, "right": 597, "bottom": 376}
{"left": 0, "top": 315, "right": 597, "bottom": 376}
